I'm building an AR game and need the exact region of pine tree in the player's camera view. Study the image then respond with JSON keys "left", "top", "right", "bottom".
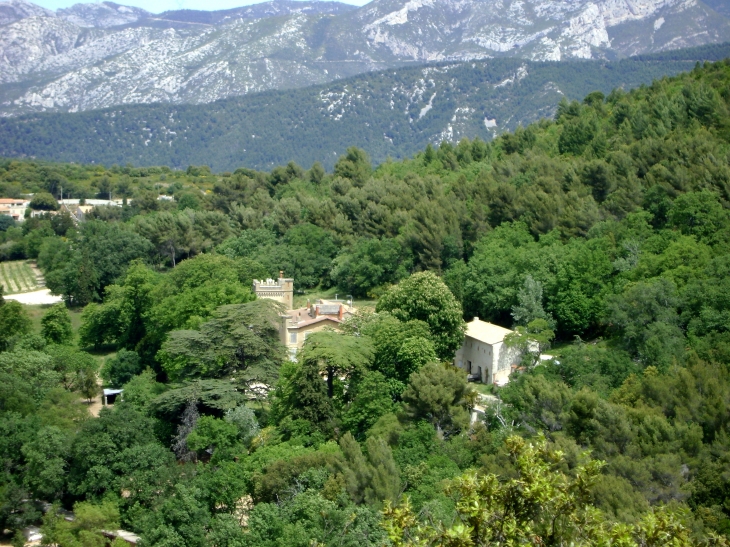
{"left": 364, "top": 436, "right": 401, "bottom": 505}
{"left": 511, "top": 275, "right": 553, "bottom": 327}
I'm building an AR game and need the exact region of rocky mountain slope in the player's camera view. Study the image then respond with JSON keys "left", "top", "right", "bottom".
{"left": 2, "top": 43, "right": 729, "bottom": 171}
{"left": 0, "top": 0, "right": 729, "bottom": 117}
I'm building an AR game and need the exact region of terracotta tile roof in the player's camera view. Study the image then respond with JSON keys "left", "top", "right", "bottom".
{"left": 290, "top": 315, "right": 342, "bottom": 329}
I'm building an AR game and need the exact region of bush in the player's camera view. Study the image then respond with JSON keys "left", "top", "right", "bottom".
{"left": 29, "top": 192, "right": 59, "bottom": 211}
{"left": 41, "top": 304, "right": 73, "bottom": 345}
{"left": 101, "top": 349, "right": 142, "bottom": 388}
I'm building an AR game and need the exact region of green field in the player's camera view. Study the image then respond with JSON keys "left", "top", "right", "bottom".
{"left": 0, "top": 260, "right": 41, "bottom": 294}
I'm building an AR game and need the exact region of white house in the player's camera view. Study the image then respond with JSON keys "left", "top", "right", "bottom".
{"left": 0, "top": 198, "right": 30, "bottom": 221}
{"left": 454, "top": 317, "right": 526, "bottom": 386}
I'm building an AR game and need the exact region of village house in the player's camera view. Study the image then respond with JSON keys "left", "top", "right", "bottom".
{"left": 279, "top": 299, "right": 355, "bottom": 357}
{"left": 253, "top": 273, "right": 355, "bottom": 359}
{"left": 454, "top": 317, "right": 528, "bottom": 386}
{"left": 0, "top": 198, "right": 30, "bottom": 221}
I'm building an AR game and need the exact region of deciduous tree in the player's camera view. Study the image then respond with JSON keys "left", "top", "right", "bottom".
{"left": 41, "top": 304, "right": 73, "bottom": 345}
{"left": 376, "top": 272, "right": 465, "bottom": 360}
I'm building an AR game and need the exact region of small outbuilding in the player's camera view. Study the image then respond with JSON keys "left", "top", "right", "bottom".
{"left": 102, "top": 388, "right": 123, "bottom": 405}
{"left": 102, "top": 529, "right": 140, "bottom": 545}
{"left": 453, "top": 317, "right": 526, "bottom": 386}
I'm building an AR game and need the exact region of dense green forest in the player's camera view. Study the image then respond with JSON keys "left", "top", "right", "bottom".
{"left": 1, "top": 42, "right": 730, "bottom": 171}
{"left": 2, "top": 57, "right": 730, "bottom": 546}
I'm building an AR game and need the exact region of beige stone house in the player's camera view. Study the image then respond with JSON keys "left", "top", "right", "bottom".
{"left": 279, "top": 300, "right": 355, "bottom": 357}
{"left": 253, "top": 274, "right": 355, "bottom": 359}
{"left": 454, "top": 317, "right": 526, "bottom": 386}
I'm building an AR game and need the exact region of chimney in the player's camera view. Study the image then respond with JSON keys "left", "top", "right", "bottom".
{"left": 315, "top": 305, "right": 319, "bottom": 317}
{"left": 338, "top": 305, "right": 343, "bottom": 320}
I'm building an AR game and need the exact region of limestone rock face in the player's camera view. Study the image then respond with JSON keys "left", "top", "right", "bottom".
{"left": 57, "top": 2, "right": 150, "bottom": 28}
{"left": 0, "top": 0, "right": 53, "bottom": 26}
{"left": 0, "top": 0, "right": 728, "bottom": 116}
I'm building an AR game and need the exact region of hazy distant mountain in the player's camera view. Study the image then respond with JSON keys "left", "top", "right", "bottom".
{"left": 2, "top": 43, "right": 729, "bottom": 171}
{"left": 0, "top": 0, "right": 53, "bottom": 25}
{"left": 0, "top": 0, "right": 729, "bottom": 117}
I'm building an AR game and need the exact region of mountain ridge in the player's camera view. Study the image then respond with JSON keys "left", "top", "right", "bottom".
{"left": 2, "top": 42, "right": 729, "bottom": 172}
{"left": 1, "top": 0, "right": 729, "bottom": 117}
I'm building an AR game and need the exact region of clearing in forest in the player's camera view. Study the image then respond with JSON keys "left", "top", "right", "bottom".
{"left": 0, "top": 260, "right": 42, "bottom": 294}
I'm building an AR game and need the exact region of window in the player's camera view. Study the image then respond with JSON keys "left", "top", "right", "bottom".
{"left": 304, "top": 331, "right": 311, "bottom": 340}
{"left": 289, "top": 332, "right": 297, "bottom": 344}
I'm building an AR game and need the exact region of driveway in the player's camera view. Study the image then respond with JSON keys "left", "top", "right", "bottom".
{"left": 4, "top": 289, "right": 63, "bottom": 305}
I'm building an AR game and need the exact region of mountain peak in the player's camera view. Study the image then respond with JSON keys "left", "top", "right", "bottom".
{"left": 0, "top": 0, "right": 53, "bottom": 25}
{"left": 56, "top": 1, "right": 150, "bottom": 28}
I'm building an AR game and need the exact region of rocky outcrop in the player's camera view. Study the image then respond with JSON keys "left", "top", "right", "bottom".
{"left": 57, "top": 2, "right": 150, "bottom": 28}
{"left": 0, "top": 0, "right": 51, "bottom": 26}
{"left": 0, "top": 0, "right": 728, "bottom": 116}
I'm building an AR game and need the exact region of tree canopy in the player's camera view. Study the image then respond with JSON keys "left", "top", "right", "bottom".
{"left": 2, "top": 58, "right": 730, "bottom": 547}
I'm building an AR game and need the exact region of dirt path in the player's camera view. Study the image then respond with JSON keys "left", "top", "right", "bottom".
{"left": 4, "top": 289, "right": 62, "bottom": 305}
{"left": 28, "top": 262, "right": 45, "bottom": 287}
{"left": 85, "top": 395, "right": 104, "bottom": 418}
{"left": 83, "top": 374, "right": 105, "bottom": 418}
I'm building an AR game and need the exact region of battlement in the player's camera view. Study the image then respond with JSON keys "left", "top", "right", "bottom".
{"left": 252, "top": 271, "right": 294, "bottom": 310}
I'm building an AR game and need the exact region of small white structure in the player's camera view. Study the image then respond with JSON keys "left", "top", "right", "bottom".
{"left": 59, "top": 199, "right": 122, "bottom": 207}
{"left": 102, "top": 388, "right": 123, "bottom": 405}
{"left": 102, "top": 529, "right": 140, "bottom": 545}
{"left": 454, "top": 317, "right": 525, "bottom": 386}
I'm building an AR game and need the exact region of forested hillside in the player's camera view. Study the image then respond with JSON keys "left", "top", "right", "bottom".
{"left": 1, "top": 42, "right": 730, "bottom": 171}
{"left": 1, "top": 58, "right": 730, "bottom": 546}
{"left": 3, "top": 0, "right": 728, "bottom": 118}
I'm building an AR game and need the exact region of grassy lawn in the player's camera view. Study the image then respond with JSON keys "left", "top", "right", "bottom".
{"left": 24, "top": 303, "right": 114, "bottom": 389}
{"left": 546, "top": 337, "right": 608, "bottom": 358}
{"left": 545, "top": 340, "right": 573, "bottom": 358}
{"left": 471, "top": 382, "right": 497, "bottom": 397}
{"left": 0, "top": 260, "right": 41, "bottom": 294}
{"left": 25, "top": 303, "right": 86, "bottom": 338}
